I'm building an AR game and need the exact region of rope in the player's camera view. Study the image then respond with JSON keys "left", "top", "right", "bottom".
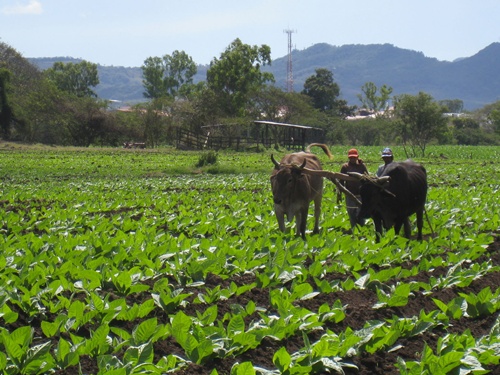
{"left": 330, "top": 178, "right": 362, "bottom": 206}
{"left": 424, "top": 207, "right": 436, "bottom": 237}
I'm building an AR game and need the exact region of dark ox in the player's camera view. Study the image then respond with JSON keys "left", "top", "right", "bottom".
{"left": 354, "top": 160, "right": 427, "bottom": 241}
{"left": 270, "top": 143, "right": 332, "bottom": 238}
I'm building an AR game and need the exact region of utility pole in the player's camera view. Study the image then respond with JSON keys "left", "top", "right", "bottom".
{"left": 283, "top": 28, "right": 296, "bottom": 92}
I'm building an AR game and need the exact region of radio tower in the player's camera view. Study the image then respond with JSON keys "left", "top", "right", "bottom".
{"left": 284, "top": 28, "right": 296, "bottom": 92}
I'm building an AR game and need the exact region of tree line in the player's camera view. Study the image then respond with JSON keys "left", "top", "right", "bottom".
{"left": 1, "top": 39, "right": 499, "bottom": 155}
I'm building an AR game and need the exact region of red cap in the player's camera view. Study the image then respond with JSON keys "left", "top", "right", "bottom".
{"left": 348, "top": 148, "right": 359, "bottom": 158}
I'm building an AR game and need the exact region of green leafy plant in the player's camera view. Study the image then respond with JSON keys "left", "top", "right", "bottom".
{"left": 0, "top": 326, "right": 54, "bottom": 374}
{"left": 171, "top": 311, "right": 215, "bottom": 364}
{"left": 374, "top": 282, "right": 412, "bottom": 308}
{"left": 151, "top": 287, "right": 192, "bottom": 314}
{"left": 1, "top": 146, "right": 499, "bottom": 374}
{"left": 459, "top": 287, "right": 500, "bottom": 318}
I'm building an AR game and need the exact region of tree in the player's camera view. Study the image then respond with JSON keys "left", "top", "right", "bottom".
{"left": 357, "top": 82, "right": 393, "bottom": 114}
{"left": 141, "top": 50, "right": 197, "bottom": 100}
{"left": 489, "top": 107, "right": 500, "bottom": 135}
{"left": 141, "top": 98, "right": 172, "bottom": 147}
{"left": 183, "top": 82, "right": 222, "bottom": 132}
{"left": 45, "top": 60, "right": 99, "bottom": 97}
{"left": 141, "top": 57, "right": 165, "bottom": 99}
{"left": 301, "top": 68, "right": 354, "bottom": 117}
{"left": 66, "top": 97, "right": 109, "bottom": 146}
{"left": 14, "top": 78, "right": 72, "bottom": 144}
{"left": 393, "top": 92, "right": 448, "bottom": 157}
{"left": 249, "top": 86, "right": 321, "bottom": 125}
{"left": 166, "top": 50, "right": 197, "bottom": 98}
{"left": 438, "top": 99, "right": 464, "bottom": 114}
{"left": 0, "top": 67, "right": 13, "bottom": 139}
{"left": 1, "top": 42, "right": 48, "bottom": 141}
{"left": 249, "top": 86, "right": 288, "bottom": 122}
{"left": 206, "top": 38, "right": 274, "bottom": 116}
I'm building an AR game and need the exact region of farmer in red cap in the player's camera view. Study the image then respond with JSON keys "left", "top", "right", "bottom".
{"left": 340, "top": 148, "right": 368, "bottom": 230}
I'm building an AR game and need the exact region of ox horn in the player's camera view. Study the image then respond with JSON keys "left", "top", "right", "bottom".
{"left": 366, "top": 175, "right": 395, "bottom": 197}
{"left": 376, "top": 176, "right": 391, "bottom": 185}
{"left": 271, "top": 154, "right": 280, "bottom": 168}
{"left": 347, "top": 172, "right": 365, "bottom": 180}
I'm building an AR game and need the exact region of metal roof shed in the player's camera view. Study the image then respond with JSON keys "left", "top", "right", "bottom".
{"left": 253, "top": 120, "right": 325, "bottom": 150}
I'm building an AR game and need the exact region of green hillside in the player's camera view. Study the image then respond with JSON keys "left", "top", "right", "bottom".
{"left": 29, "top": 42, "right": 500, "bottom": 110}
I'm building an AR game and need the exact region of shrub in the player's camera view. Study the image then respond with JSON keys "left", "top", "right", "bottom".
{"left": 196, "top": 150, "right": 218, "bottom": 167}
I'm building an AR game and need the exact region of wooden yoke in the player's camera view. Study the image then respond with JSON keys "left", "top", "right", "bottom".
{"left": 288, "top": 165, "right": 357, "bottom": 181}
{"left": 289, "top": 165, "right": 362, "bottom": 206}
{"left": 290, "top": 164, "right": 395, "bottom": 207}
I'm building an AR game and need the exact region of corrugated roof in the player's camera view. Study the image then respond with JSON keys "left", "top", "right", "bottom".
{"left": 253, "top": 120, "right": 322, "bottom": 130}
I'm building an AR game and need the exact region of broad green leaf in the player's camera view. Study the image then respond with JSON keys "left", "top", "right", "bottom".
{"left": 172, "top": 311, "right": 191, "bottom": 339}
{"left": 0, "top": 304, "right": 18, "bottom": 324}
{"left": 438, "top": 350, "right": 464, "bottom": 373}
{"left": 432, "top": 298, "right": 448, "bottom": 313}
{"left": 0, "top": 352, "right": 6, "bottom": 370}
{"left": 228, "top": 314, "right": 245, "bottom": 335}
{"left": 90, "top": 292, "right": 105, "bottom": 312}
{"left": 231, "top": 332, "right": 259, "bottom": 351}
{"left": 124, "top": 342, "right": 154, "bottom": 366}
{"left": 192, "top": 339, "right": 214, "bottom": 364}
{"left": 291, "top": 283, "right": 313, "bottom": 299}
{"left": 273, "top": 347, "right": 291, "bottom": 372}
{"left": 132, "top": 318, "right": 158, "bottom": 344}
{"left": 198, "top": 304, "right": 218, "bottom": 326}
{"left": 137, "top": 299, "right": 156, "bottom": 318}
{"left": 41, "top": 320, "right": 61, "bottom": 338}
{"left": 234, "top": 361, "right": 256, "bottom": 375}
{"left": 85, "top": 324, "right": 110, "bottom": 355}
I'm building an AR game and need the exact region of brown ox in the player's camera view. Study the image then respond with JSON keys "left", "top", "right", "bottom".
{"left": 270, "top": 143, "right": 332, "bottom": 238}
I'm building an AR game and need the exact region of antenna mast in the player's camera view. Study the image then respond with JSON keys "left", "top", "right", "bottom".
{"left": 283, "top": 28, "right": 296, "bottom": 92}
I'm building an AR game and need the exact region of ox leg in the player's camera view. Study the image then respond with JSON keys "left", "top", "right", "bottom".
{"left": 402, "top": 217, "right": 411, "bottom": 239}
{"left": 312, "top": 194, "right": 322, "bottom": 234}
{"left": 394, "top": 219, "right": 403, "bottom": 236}
{"left": 274, "top": 207, "right": 286, "bottom": 233}
{"left": 416, "top": 209, "right": 424, "bottom": 241}
{"left": 296, "top": 206, "right": 308, "bottom": 239}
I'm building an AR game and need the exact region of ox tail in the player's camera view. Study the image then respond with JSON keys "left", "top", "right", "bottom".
{"left": 305, "top": 143, "right": 333, "bottom": 160}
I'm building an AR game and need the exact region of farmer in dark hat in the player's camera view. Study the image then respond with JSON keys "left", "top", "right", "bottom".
{"left": 376, "top": 147, "right": 394, "bottom": 177}
{"left": 340, "top": 148, "right": 368, "bottom": 230}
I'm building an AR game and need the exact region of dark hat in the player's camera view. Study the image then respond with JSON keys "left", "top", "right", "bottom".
{"left": 348, "top": 148, "right": 359, "bottom": 158}
{"left": 382, "top": 148, "right": 393, "bottom": 157}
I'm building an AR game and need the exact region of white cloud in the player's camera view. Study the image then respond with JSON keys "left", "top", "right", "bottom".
{"left": 1, "top": 0, "right": 43, "bottom": 15}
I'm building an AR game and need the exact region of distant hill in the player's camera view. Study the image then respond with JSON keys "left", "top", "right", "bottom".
{"left": 267, "top": 42, "right": 500, "bottom": 110}
{"left": 29, "top": 42, "right": 500, "bottom": 110}
{"left": 29, "top": 57, "right": 146, "bottom": 103}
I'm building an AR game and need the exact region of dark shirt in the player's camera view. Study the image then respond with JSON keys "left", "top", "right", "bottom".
{"left": 376, "top": 161, "right": 393, "bottom": 176}
{"left": 340, "top": 161, "right": 368, "bottom": 195}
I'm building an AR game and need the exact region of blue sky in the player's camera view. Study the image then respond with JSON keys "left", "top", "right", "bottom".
{"left": 1, "top": 0, "right": 499, "bottom": 67}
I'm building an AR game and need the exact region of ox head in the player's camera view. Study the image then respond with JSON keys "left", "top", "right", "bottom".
{"left": 347, "top": 173, "right": 392, "bottom": 221}
{"left": 270, "top": 155, "right": 308, "bottom": 219}
{"left": 271, "top": 154, "right": 307, "bottom": 170}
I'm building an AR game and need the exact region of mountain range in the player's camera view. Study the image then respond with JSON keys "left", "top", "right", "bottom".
{"left": 29, "top": 42, "right": 500, "bottom": 111}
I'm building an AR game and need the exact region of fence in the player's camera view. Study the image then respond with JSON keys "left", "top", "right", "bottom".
{"left": 175, "top": 122, "right": 325, "bottom": 151}
{"left": 176, "top": 128, "right": 263, "bottom": 151}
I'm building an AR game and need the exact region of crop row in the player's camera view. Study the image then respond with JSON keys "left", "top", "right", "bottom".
{"left": 0, "top": 146, "right": 499, "bottom": 374}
